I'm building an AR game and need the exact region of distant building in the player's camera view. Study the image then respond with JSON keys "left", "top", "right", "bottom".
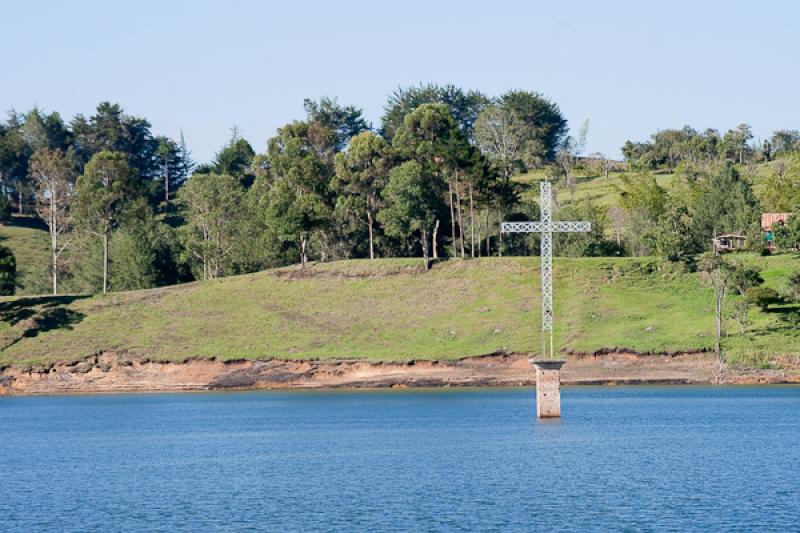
{"left": 762, "top": 213, "right": 792, "bottom": 249}
{"left": 762, "top": 213, "right": 791, "bottom": 232}
{"left": 712, "top": 234, "right": 747, "bottom": 252}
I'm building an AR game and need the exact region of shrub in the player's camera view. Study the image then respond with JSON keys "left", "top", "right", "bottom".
{"left": 0, "top": 245, "right": 16, "bottom": 295}
{"left": 0, "top": 195, "right": 11, "bottom": 222}
{"left": 785, "top": 271, "right": 800, "bottom": 303}
{"left": 782, "top": 311, "right": 800, "bottom": 330}
{"left": 745, "top": 286, "right": 781, "bottom": 311}
{"left": 727, "top": 261, "right": 763, "bottom": 295}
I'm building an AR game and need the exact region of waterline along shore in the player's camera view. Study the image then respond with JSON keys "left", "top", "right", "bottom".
{"left": 2, "top": 351, "right": 799, "bottom": 396}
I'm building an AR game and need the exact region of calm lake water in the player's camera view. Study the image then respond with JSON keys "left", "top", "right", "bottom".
{"left": 1, "top": 387, "right": 798, "bottom": 532}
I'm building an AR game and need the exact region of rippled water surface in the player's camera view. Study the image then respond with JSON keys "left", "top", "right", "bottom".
{"left": 1, "top": 387, "right": 799, "bottom": 531}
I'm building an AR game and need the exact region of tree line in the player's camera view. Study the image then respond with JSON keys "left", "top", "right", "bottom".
{"left": 613, "top": 123, "right": 800, "bottom": 260}
{"left": 622, "top": 124, "right": 800, "bottom": 170}
{"left": 3, "top": 85, "right": 800, "bottom": 297}
{"left": 0, "top": 85, "right": 577, "bottom": 295}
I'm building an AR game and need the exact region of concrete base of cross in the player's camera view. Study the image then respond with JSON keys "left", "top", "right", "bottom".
{"left": 530, "top": 359, "right": 566, "bottom": 418}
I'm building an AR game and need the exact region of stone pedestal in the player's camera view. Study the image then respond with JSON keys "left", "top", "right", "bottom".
{"left": 532, "top": 360, "right": 566, "bottom": 418}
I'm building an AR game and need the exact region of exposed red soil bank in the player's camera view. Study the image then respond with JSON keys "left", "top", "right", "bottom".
{"left": 2, "top": 351, "right": 798, "bottom": 396}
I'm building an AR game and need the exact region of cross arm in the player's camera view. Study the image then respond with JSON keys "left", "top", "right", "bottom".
{"left": 501, "top": 221, "right": 591, "bottom": 233}
{"left": 501, "top": 221, "right": 545, "bottom": 233}
{"left": 551, "top": 221, "right": 591, "bottom": 233}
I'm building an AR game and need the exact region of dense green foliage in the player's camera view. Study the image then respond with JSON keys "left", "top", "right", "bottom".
{"left": 380, "top": 84, "right": 489, "bottom": 142}
{"left": 2, "top": 88, "right": 800, "bottom": 299}
{"left": 615, "top": 124, "right": 800, "bottom": 259}
{"left": 746, "top": 286, "right": 781, "bottom": 311}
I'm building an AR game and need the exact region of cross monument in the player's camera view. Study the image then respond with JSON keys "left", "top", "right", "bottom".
{"left": 501, "top": 180, "right": 591, "bottom": 417}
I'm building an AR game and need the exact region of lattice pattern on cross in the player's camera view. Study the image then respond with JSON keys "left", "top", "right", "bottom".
{"left": 501, "top": 181, "right": 591, "bottom": 359}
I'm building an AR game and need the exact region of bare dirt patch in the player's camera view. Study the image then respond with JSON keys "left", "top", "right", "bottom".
{"left": 2, "top": 351, "right": 797, "bottom": 396}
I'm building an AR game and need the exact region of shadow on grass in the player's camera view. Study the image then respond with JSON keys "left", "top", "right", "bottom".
{"left": 0, "top": 296, "right": 89, "bottom": 345}
{"left": 752, "top": 322, "right": 800, "bottom": 339}
{"left": 3, "top": 215, "right": 48, "bottom": 231}
{"left": 764, "top": 303, "right": 800, "bottom": 315}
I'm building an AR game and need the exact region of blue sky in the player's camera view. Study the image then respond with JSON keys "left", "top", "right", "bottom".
{"left": 2, "top": 0, "right": 797, "bottom": 163}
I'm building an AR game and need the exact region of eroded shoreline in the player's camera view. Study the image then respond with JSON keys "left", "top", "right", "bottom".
{"left": 2, "top": 351, "right": 798, "bottom": 396}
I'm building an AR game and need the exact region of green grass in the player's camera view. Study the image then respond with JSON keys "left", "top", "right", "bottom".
{"left": 514, "top": 159, "right": 780, "bottom": 211}
{"left": 1, "top": 255, "right": 798, "bottom": 369}
{"left": 516, "top": 168, "right": 611, "bottom": 206}
{"left": 0, "top": 217, "right": 50, "bottom": 295}
{"left": 515, "top": 168, "right": 676, "bottom": 208}
{"left": 0, "top": 165, "right": 795, "bottom": 369}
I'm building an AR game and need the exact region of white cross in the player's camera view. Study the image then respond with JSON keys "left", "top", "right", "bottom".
{"left": 501, "top": 181, "right": 591, "bottom": 359}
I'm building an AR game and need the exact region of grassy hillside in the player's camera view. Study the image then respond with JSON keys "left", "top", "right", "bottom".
{"left": 516, "top": 169, "right": 690, "bottom": 212}
{"left": 0, "top": 217, "right": 50, "bottom": 295}
{"left": 1, "top": 256, "right": 798, "bottom": 369}
{"left": 514, "top": 161, "right": 772, "bottom": 210}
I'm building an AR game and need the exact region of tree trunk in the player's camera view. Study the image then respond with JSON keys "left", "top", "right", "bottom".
{"left": 497, "top": 210, "right": 503, "bottom": 257}
{"left": 715, "top": 293, "right": 723, "bottom": 361}
{"left": 202, "top": 227, "right": 210, "bottom": 280}
{"left": 50, "top": 202, "right": 58, "bottom": 295}
{"left": 367, "top": 211, "right": 375, "bottom": 260}
{"left": 18, "top": 189, "right": 23, "bottom": 215}
{"left": 476, "top": 210, "right": 482, "bottom": 258}
{"left": 567, "top": 169, "right": 573, "bottom": 199}
{"left": 448, "top": 180, "right": 456, "bottom": 258}
{"left": 455, "top": 172, "right": 465, "bottom": 258}
{"left": 102, "top": 221, "right": 109, "bottom": 294}
{"left": 421, "top": 228, "right": 430, "bottom": 271}
{"left": 300, "top": 236, "right": 307, "bottom": 268}
{"left": 52, "top": 251, "right": 58, "bottom": 295}
{"left": 51, "top": 243, "right": 58, "bottom": 295}
{"left": 469, "top": 185, "right": 475, "bottom": 258}
{"left": 164, "top": 158, "right": 169, "bottom": 204}
{"left": 485, "top": 210, "right": 491, "bottom": 257}
{"left": 51, "top": 230, "right": 57, "bottom": 295}
{"left": 214, "top": 226, "right": 223, "bottom": 279}
{"left": 433, "top": 219, "right": 439, "bottom": 259}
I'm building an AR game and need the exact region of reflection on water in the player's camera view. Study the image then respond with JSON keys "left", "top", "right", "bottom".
{"left": 1, "top": 386, "right": 798, "bottom": 531}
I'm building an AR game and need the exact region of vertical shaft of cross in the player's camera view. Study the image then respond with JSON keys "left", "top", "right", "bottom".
{"left": 500, "top": 183, "right": 591, "bottom": 417}
{"left": 540, "top": 181, "right": 554, "bottom": 359}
